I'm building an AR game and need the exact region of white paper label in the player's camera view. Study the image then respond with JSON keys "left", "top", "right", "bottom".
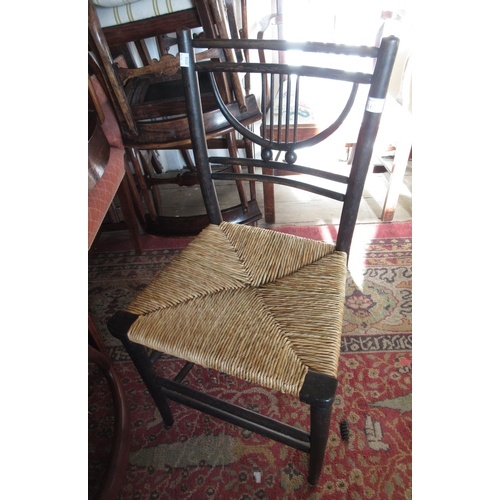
{"left": 179, "top": 52, "right": 190, "bottom": 67}
{"left": 366, "top": 97, "right": 385, "bottom": 113}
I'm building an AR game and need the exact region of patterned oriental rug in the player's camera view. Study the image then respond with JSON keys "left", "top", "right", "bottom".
{"left": 88, "top": 222, "right": 412, "bottom": 500}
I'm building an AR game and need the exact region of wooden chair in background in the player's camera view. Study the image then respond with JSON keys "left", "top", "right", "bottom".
{"left": 255, "top": 6, "right": 320, "bottom": 224}
{"left": 371, "top": 11, "right": 412, "bottom": 222}
{"left": 107, "top": 28, "right": 399, "bottom": 485}
{"left": 88, "top": 0, "right": 262, "bottom": 236}
{"left": 88, "top": 320, "right": 130, "bottom": 500}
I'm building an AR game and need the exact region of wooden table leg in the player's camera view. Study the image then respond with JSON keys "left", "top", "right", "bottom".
{"left": 263, "top": 167, "right": 275, "bottom": 224}
{"left": 381, "top": 112, "right": 411, "bottom": 222}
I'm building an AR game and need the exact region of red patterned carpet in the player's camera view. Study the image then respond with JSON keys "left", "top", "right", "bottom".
{"left": 88, "top": 222, "right": 412, "bottom": 499}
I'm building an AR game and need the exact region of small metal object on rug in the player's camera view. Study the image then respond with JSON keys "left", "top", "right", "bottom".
{"left": 340, "top": 420, "right": 350, "bottom": 441}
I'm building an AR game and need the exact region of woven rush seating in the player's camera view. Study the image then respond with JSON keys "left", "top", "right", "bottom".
{"left": 123, "top": 222, "right": 347, "bottom": 396}
{"left": 108, "top": 28, "right": 399, "bottom": 486}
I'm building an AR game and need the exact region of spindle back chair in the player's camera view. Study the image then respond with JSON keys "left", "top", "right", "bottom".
{"left": 88, "top": 0, "right": 262, "bottom": 235}
{"left": 108, "top": 28, "right": 398, "bottom": 485}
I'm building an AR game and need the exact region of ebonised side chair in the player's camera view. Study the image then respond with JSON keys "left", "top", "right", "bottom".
{"left": 108, "top": 28, "right": 398, "bottom": 485}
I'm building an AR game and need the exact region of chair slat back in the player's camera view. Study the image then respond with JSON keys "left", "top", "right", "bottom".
{"left": 178, "top": 28, "right": 399, "bottom": 255}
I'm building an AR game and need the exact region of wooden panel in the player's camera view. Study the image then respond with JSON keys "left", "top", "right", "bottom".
{"left": 102, "top": 9, "right": 201, "bottom": 47}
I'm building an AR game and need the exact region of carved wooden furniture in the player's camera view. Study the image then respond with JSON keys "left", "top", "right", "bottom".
{"left": 88, "top": 0, "right": 262, "bottom": 236}
{"left": 107, "top": 28, "right": 398, "bottom": 485}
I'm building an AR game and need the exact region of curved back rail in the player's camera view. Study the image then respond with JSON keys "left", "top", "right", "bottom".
{"left": 179, "top": 28, "right": 399, "bottom": 254}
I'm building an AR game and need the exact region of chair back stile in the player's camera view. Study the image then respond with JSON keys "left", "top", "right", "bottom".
{"left": 179, "top": 30, "right": 224, "bottom": 226}
{"left": 336, "top": 36, "right": 399, "bottom": 253}
{"left": 178, "top": 28, "right": 399, "bottom": 256}
{"left": 88, "top": 3, "right": 137, "bottom": 136}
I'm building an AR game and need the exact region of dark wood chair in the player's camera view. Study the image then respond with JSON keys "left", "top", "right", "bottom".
{"left": 88, "top": 0, "right": 262, "bottom": 236}
{"left": 107, "top": 28, "right": 399, "bottom": 485}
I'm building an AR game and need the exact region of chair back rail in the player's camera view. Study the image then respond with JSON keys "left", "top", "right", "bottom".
{"left": 101, "top": 8, "right": 201, "bottom": 47}
{"left": 178, "top": 28, "right": 399, "bottom": 254}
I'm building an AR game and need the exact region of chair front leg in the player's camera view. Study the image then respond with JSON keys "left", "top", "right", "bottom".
{"left": 308, "top": 401, "right": 334, "bottom": 485}
{"left": 108, "top": 311, "right": 174, "bottom": 428}
{"left": 299, "top": 371, "right": 339, "bottom": 485}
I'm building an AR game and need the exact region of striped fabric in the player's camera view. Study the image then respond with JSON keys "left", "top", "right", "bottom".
{"left": 92, "top": 0, "right": 139, "bottom": 7}
{"left": 93, "top": 0, "right": 195, "bottom": 28}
